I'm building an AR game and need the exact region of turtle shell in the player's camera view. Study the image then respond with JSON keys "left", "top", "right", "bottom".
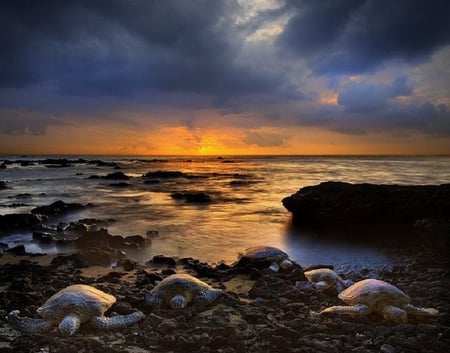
{"left": 240, "top": 246, "right": 289, "bottom": 262}
{"left": 150, "top": 273, "right": 213, "bottom": 306}
{"left": 339, "top": 279, "right": 411, "bottom": 309}
{"left": 304, "top": 268, "right": 340, "bottom": 283}
{"left": 37, "top": 284, "right": 116, "bottom": 322}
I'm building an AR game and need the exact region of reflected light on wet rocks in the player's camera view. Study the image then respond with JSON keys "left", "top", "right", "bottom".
{"left": 1, "top": 155, "right": 449, "bottom": 269}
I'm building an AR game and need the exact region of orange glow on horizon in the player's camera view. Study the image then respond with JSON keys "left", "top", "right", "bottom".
{"left": 0, "top": 121, "right": 449, "bottom": 156}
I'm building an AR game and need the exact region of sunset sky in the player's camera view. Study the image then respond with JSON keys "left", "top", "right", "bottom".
{"left": 1, "top": 0, "right": 449, "bottom": 155}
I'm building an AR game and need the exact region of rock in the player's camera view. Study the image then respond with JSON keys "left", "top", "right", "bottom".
{"left": 143, "top": 170, "right": 186, "bottom": 178}
{"left": 39, "top": 158, "right": 71, "bottom": 167}
{"left": 0, "top": 180, "right": 7, "bottom": 188}
{"left": 75, "top": 229, "right": 111, "bottom": 248}
{"left": 6, "top": 245, "right": 28, "bottom": 256}
{"left": 31, "top": 200, "right": 87, "bottom": 216}
{"left": 32, "top": 231, "right": 57, "bottom": 243}
{"left": 81, "top": 248, "right": 113, "bottom": 266}
{"left": 380, "top": 344, "right": 397, "bottom": 353}
{"left": 102, "top": 172, "right": 130, "bottom": 180}
{"left": 156, "top": 318, "right": 178, "bottom": 334}
{"left": 0, "top": 213, "right": 44, "bottom": 233}
{"left": 118, "top": 258, "right": 138, "bottom": 271}
{"left": 282, "top": 182, "right": 450, "bottom": 234}
{"left": 124, "top": 235, "right": 148, "bottom": 247}
{"left": 150, "top": 255, "right": 177, "bottom": 267}
{"left": 51, "top": 253, "right": 89, "bottom": 268}
{"left": 171, "top": 192, "right": 211, "bottom": 203}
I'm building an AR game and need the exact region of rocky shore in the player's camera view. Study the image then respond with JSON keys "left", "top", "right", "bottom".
{"left": 0, "top": 242, "right": 448, "bottom": 353}
{"left": 0, "top": 182, "right": 449, "bottom": 352}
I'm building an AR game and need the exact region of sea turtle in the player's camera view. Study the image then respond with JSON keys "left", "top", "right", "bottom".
{"left": 320, "top": 279, "right": 439, "bottom": 323}
{"left": 145, "top": 273, "right": 222, "bottom": 309}
{"left": 236, "top": 246, "right": 294, "bottom": 272}
{"left": 7, "top": 284, "right": 145, "bottom": 335}
{"left": 304, "top": 268, "right": 353, "bottom": 293}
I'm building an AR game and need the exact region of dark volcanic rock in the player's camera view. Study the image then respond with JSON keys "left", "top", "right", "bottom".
{"left": 103, "top": 172, "right": 130, "bottom": 180}
{"left": 0, "top": 245, "right": 448, "bottom": 353}
{"left": 143, "top": 170, "right": 186, "bottom": 178}
{"left": 75, "top": 229, "right": 148, "bottom": 251}
{"left": 31, "top": 200, "right": 88, "bottom": 216}
{"left": 74, "top": 229, "right": 111, "bottom": 248}
{"left": 0, "top": 180, "right": 7, "bottom": 189}
{"left": 0, "top": 213, "right": 43, "bottom": 233}
{"left": 171, "top": 192, "right": 211, "bottom": 203}
{"left": 282, "top": 182, "right": 450, "bottom": 233}
{"left": 6, "top": 245, "right": 29, "bottom": 256}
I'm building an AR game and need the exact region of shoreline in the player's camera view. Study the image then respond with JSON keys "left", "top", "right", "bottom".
{"left": 0, "top": 242, "right": 448, "bottom": 353}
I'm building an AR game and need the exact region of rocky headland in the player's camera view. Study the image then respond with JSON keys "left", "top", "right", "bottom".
{"left": 282, "top": 181, "right": 450, "bottom": 237}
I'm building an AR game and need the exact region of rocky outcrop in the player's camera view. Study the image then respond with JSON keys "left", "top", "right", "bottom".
{"left": 31, "top": 200, "right": 89, "bottom": 216}
{"left": 0, "top": 213, "right": 44, "bottom": 234}
{"left": 282, "top": 181, "right": 450, "bottom": 233}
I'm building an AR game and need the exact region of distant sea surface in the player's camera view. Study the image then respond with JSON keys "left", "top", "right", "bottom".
{"left": 1, "top": 155, "right": 449, "bottom": 271}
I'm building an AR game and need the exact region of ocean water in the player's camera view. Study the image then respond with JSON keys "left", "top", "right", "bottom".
{"left": 1, "top": 155, "right": 449, "bottom": 271}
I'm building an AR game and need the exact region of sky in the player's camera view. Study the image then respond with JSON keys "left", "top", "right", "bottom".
{"left": 1, "top": 0, "right": 449, "bottom": 155}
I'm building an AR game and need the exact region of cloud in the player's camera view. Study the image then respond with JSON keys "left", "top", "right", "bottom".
{"left": 0, "top": 0, "right": 288, "bottom": 101}
{"left": 278, "top": 0, "right": 450, "bottom": 74}
{"left": 243, "top": 130, "right": 287, "bottom": 147}
{"left": 0, "top": 0, "right": 449, "bottom": 150}
{"left": 337, "top": 76, "right": 412, "bottom": 113}
{"left": 0, "top": 109, "right": 68, "bottom": 135}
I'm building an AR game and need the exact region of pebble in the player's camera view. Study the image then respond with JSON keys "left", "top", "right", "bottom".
{"left": 380, "top": 343, "right": 397, "bottom": 353}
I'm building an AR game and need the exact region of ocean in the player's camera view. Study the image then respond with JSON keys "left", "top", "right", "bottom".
{"left": 1, "top": 155, "right": 449, "bottom": 271}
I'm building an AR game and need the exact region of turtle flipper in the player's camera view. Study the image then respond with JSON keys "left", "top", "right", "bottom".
{"left": 196, "top": 289, "right": 222, "bottom": 305}
{"left": 7, "top": 310, "right": 53, "bottom": 333}
{"left": 403, "top": 304, "right": 439, "bottom": 319}
{"left": 59, "top": 313, "right": 82, "bottom": 335}
{"left": 91, "top": 311, "right": 144, "bottom": 329}
{"left": 145, "top": 292, "right": 162, "bottom": 307}
{"left": 314, "top": 280, "right": 330, "bottom": 291}
{"left": 320, "top": 304, "right": 371, "bottom": 318}
{"left": 380, "top": 305, "right": 407, "bottom": 323}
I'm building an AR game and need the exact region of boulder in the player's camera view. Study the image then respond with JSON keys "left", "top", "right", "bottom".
{"left": 0, "top": 213, "right": 44, "bottom": 233}
{"left": 282, "top": 181, "right": 450, "bottom": 233}
{"left": 74, "top": 229, "right": 111, "bottom": 248}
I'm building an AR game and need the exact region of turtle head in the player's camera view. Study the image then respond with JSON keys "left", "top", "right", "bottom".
{"left": 170, "top": 295, "right": 187, "bottom": 309}
{"left": 279, "top": 259, "right": 294, "bottom": 271}
{"left": 59, "top": 313, "right": 81, "bottom": 336}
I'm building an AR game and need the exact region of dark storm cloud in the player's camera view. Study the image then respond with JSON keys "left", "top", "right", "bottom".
{"left": 278, "top": 0, "right": 450, "bottom": 74}
{"left": 337, "top": 76, "right": 412, "bottom": 114}
{"left": 0, "top": 0, "right": 286, "bottom": 100}
{"left": 322, "top": 100, "right": 450, "bottom": 137}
